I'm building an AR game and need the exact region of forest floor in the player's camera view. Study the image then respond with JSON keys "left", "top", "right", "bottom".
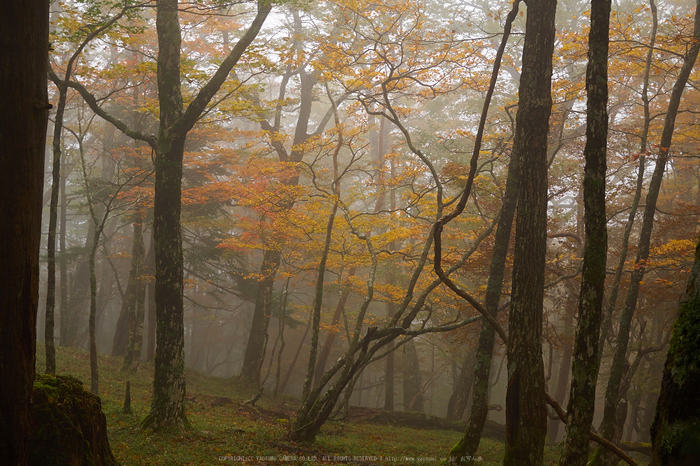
{"left": 35, "top": 344, "right": 565, "bottom": 465}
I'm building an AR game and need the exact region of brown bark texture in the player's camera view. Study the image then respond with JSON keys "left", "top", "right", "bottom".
{"left": 503, "top": 0, "right": 557, "bottom": 464}
{"left": 0, "top": 0, "right": 50, "bottom": 462}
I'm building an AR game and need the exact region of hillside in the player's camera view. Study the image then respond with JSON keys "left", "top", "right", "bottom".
{"left": 35, "top": 345, "right": 562, "bottom": 465}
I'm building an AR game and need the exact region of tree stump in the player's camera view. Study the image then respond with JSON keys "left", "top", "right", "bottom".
{"left": 29, "top": 374, "right": 119, "bottom": 466}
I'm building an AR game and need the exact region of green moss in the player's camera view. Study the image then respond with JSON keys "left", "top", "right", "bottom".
{"left": 29, "top": 374, "right": 118, "bottom": 466}
{"left": 658, "top": 420, "right": 700, "bottom": 463}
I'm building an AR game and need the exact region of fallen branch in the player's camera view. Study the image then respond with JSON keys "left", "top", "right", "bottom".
{"left": 544, "top": 392, "right": 637, "bottom": 466}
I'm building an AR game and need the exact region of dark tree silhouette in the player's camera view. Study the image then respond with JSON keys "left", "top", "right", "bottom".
{"left": 560, "top": 0, "right": 611, "bottom": 464}
{"left": 0, "top": 0, "right": 50, "bottom": 462}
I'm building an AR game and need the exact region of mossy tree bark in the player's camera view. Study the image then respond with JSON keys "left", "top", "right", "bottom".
{"left": 30, "top": 375, "right": 119, "bottom": 466}
{"left": 0, "top": 0, "right": 49, "bottom": 462}
{"left": 651, "top": 236, "right": 700, "bottom": 465}
{"left": 593, "top": 2, "right": 700, "bottom": 462}
{"left": 559, "top": 0, "right": 611, "bottom": 464}
{"left": 143, "top": 0, "right": 273, "bottom": 430}
{"left": 503, "top": 0, "right": 557, "bottom": 464}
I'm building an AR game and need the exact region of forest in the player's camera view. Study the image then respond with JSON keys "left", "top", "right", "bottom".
{"left": 1, "top": 0, "right": 700, "bottom": 464}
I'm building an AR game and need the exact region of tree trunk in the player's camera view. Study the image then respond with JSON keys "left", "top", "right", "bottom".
{"left": 300, "top": 202, "right": 338, "bottom": 405}
{"left": 639, "top": 389, "right": 658, "bottom": 443}
{"left": 503, "top": 0, "right": 557, "bottom": 464}
{"left": 548, "top": 311, "right": 573, "bottom": 444}
{"left": 447, "top": 346, "right": 477, "bottom": 420}
{"left": 651, "top": 234, "right": 700, "bottom": 465}
{"left": 60, "top": 0, "right": 271, "bottom": 431}
{"left": 45, "top": 117, "right": 61, "bottom": 372}
{"left": 313, "top": 276, "right": 353, "bottom": 387}
{"left": 88, "top": 229, "right": 100, "bottom": 395}
{"left": 559, "top": 1, "right": 610, "bottom": 464}
{"left": 63, "top": 230, "right": 93, "bottom": 347}
{"left": 384, "top": 302, "right": 396, "bottom": 412}
{"left": 403, "top": 338, "right": 424, "bottom": 412}
{"left": 123, "top": 217, "right": 147, "bottom": 372}
{"left": 449, "top": 3, "right": 522, "bottom": 461}
{"left": 240, "top": 249, "right": 279, "bottom": 385}
{"left": 59, "top": 158, "right": 69, "bottom": 349}
{"left": 0, "top": 0, "right": 49, "bottom": 462}
{"left": 142, "top": 0, "right": 190, "bottom": 428}
{"left": 145, "top": 235, "right": 156, "bottom": 362}
{"left": 239, "top": 10, "right": 330, "bottom": 384}
{"left": 113, "top": 220, "right": 146, "bottom": 358}
{"left": 111, "top": 279, "right": 133, "bottom": 357}
{"left": 278, "top": 314, "right": 312, "bottom": 395}
{"left": 594, "top": 2, "right": 700, "bottom": 461}
{"left": 30, "top": 375, "right": 118, "bottom": 466}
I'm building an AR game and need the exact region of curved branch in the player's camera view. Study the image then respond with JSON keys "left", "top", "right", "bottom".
{"left": 432, "top": 0, "right": 521, "bottom": 344}
{"left": 49, "top": 67, "right": 158, "bottom": 148}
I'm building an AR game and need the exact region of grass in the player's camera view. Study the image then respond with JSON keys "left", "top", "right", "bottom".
{"left": 35, "top": 344, "right": 562, "bottom": 465}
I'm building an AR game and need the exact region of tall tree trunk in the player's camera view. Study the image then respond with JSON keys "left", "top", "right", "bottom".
{"left": 78, "top": 130, "right": 110, "bottom": 396}
{"left": 112, "top": 220, "right": 146, "bottom": 357}
{"left": 45, "top": 122, "right": 61, "bottom": 373}
{"left": 145, "top": 2, "right": 189, "bottom": 422}
{"left": 449, "top": 139, "right": 520, "bottom": 462}
{"left": 146, "top": 0, "right": 273, "bottom": 428}
{"left": 559, "top": 0, "right": 610, "bottom": 463}
{"left": 384, "top": 301, "right": 396, "bottom": 411}
{"left": 651, "top": 233, "right": 700, "bottom": 465}
{"left": 59, "top": 158, "right": 69, "bottom": 349}
{"left": 239, "top": 9, "right": 333, "bottom": 384}
{"left": 548, "top": 310, "right": 573, "bottom": 444}
{"left": 300, "top": 202, "right": 338, "bottom": 405}
{"left": 88, "top": 226, "right": 100, "bottom": 395}
{"left": 503, "top": 1, "right": 557, "bottom": 464}
{"left": 0, "top": 0, "right": 49, "bottom": 462}
{"left": 449, "top": 3, "right": 522, "bottom": 461}
{"left": 112, "top": 279, "right": 134, "bottom": 357}
{"left": 313, "top": 275, "right": 353, "bottom": 387}
{"left": 123, "top": 217, "right": 147, "bottom": 372}
{"left": 240, "top": 249, "right": 280, "bottom": 385}
{"left": 447, "top": 346, "right": 477, "bottom": 420}
{"left": 594, "top": 3, "right": 700, "bottom": 462}
{"left": 597, "top": 0, "right": 657, "bottom": 374}
{"left": 64, "top": 229, "right": 93, "bottom": 347}
{"left": 403, "top": 338, "right": 424, "bottom": 412}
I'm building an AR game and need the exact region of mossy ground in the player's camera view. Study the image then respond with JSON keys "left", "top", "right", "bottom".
{"left": 35, "top": 344, "right": 563, "bottom": 465}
